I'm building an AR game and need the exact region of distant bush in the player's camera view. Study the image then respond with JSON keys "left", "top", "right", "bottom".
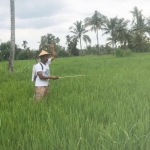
{"left": 115, "top": 48, "right": 124, "bottom": 57}
{"left": 57, "top": 49, "right": 69, "bottom": 57}
{"left": 115, "top": 48, "right": 132, "bottom": 57}
{"left": 125, "top": 49, "right": 132, "bottom": 56}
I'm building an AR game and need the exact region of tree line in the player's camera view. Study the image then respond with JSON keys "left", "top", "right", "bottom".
{"left": 3, "top": 5, "right": 150, "bottom": 65}
{"left": 0, "top": 38, "right": 69, "bottom": 61}
{"left": 67, "top": 6, "right": 150, "bottom": 55}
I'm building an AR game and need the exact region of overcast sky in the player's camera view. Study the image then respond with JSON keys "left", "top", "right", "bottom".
{"left": 0, "top": 0, "right": 150, "bottom": 50}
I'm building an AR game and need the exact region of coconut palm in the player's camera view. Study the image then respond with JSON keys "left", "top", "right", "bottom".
{"left": 22, "top": 40, "right": 28, "bottom": 49}
{"left": 39, "top": 33, "right": 56, "bottom": 52}
{"left": 130, "top": 7, "right": 147, "bottom": 34}
{"left": 106, "top": 37, "right": 116, "bottom": 47}
{"left": 84, "top": 10, "right": 106, "bottom": 54}
{"left": 69, "top": 20, "right": 91, "bottom": 55}
{"left": 66, "top": 35, "right": 71, "bottom": 45}
{"left": 55, "top": 37, "right": 60, "bottom": 45}
{"left": 8, "top": 0, "right": 15, "bottom": 72}
{"left": 130, "top": 7, "right": 150, "bottom": 51}
{"left": 130, "top": 7, "right": 150, "bottom": 34}
{"left": 130, "top": 6, "right": 142, "bottom": 26}
{"left": 47, "top": 33, "right": 55, "bottom": 44}
{"left": 146, "top": 17, "right": 150, "bottom": 35}
{"left": 129, "top": 32, "right": 149, "bottom": 52}
{"left": 116, "top": 18, "right": 130, "bottom": 49}
{"left": 40, "top": 34, "right": 55, "bottom": 47}
{"left": 102, "top": 17, "right": 119, "bottom": 53}
{"left": 66, "top": 35, "right": 79, "bottom": 56}
{"left": 39, "top": 35, "right": 47, "bottom": 50}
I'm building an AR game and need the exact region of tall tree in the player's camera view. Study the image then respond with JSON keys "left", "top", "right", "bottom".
{"left": 103, "top": 17, "right": 130, "bottom": 51}
{"left": 69, "top": 20, "right": 91, "bottom": 55}
{"left": 129, "top": 32, "right": 149, "bottom": 52}
{"left": 66, "top": 35, "right": 79, "bottom": 56}
{"left": 130, "top": 7, "right": 146, "bottom": 34}
{"left": 8, "top": 0, "right": 15, "bottom": 72}
{"left": 55, "top": 37, "right": 60, "bottom": 45}
{"left": 129, "top": 7, "right": 150, "bottom": 51}
{"left": 39, "top": 35, "right": 47, "bottom": 50}
{"left": 22, "top": 40, "right": 28, "bottom": 49}
{"left": 46, "top": 33, "right": 55, "bottom": 44}
{"left": 84, "top": 10, "right": 106, "bottom": 54}
{"left": 39, "top": 33, "right": 57, "bottom": 51}
{"left": 130, "top": 7, "right": 142, "bottom": 25}
{"left": 116, "top": 18, "right": 130, "bottom": 49}
{"left": 66, "top": 35, "right": 71, "bottom": 45}
{"left": 102, "top": 17, "right": 119, "bottom": 53}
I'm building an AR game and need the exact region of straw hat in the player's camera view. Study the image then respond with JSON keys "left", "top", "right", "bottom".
{"left": 39, "top": 50, "right": 50, "bottom": 57}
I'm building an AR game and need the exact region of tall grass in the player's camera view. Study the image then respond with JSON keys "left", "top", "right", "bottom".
{"left": 0, "top": 53, "right": 150, "bottom": 150}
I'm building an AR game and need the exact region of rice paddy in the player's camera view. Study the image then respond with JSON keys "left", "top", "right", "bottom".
{"left": 0, "top": 53, "right": 150, "bottom": 150}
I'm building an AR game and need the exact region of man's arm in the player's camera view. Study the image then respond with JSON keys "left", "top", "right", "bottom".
{"left": 49, "top": 44, "right": 56, "bottom": 62}
{"left": 37, "top": 72, "right": 59, "bottom": 80}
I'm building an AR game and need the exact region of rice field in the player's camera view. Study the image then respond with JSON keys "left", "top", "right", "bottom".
{"left": 0, "top": 53, "right": 150, "bottom": 150}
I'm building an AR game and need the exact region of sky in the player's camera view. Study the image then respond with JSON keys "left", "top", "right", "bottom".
{"left": 0, "top": 0, "right": 150, "bottom": 50}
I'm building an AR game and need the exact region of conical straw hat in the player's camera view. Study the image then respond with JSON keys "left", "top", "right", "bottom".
{"left": 39, "top": 50, "right": 50, "bottom": 57}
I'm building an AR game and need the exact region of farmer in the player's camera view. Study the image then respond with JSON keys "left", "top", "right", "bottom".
{"left": 34, "top": 44, "right": 59, "bottom": 101}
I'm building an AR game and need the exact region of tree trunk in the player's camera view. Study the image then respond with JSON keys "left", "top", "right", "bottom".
{"left": 96, "top": 29, "right": 100, "bottom": 55}
{"left": 80, "top": 37, "right": 82, "bottom": 56}
{"left": 8, "top": 0, "right": 15, "bottom": 72}
{"left": 96, "top": 29, "right": 99, "bottom": 46}
{"left": 124, "top": 41, "right": 126, "bottom": 50}
{"left": 112, "top": 40, "right": 115, "bottom": 55}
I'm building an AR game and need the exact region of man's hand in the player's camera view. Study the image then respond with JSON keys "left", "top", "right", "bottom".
{"left": 52, "top": 76, "right": 59, "bottom": 80}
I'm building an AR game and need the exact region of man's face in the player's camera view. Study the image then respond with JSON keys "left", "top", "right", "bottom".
{"left": 41, "top": 55, "right": 49, "bottom": 63}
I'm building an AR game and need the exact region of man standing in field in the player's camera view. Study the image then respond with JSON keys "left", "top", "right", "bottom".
{"left": 34, "top": 44, "right": 59, "bottom": 101}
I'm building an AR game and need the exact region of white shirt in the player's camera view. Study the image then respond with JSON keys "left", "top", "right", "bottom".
{"left": 35, "top": 58, "right": 51, "bottom": 86}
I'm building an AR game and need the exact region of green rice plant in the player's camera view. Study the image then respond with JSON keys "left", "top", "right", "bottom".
{"left": 0, "top": 53, "right": 150, "bottom": 149}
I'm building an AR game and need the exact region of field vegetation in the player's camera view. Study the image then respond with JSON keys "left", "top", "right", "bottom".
{"left": 0, "top": 53, "right": 150, "bottom": 149}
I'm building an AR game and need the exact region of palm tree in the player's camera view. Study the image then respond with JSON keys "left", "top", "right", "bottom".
{"left": 66, "top": 35, "right": 71, "bottom": 45}
{"left": 66, "top": 35, "right": 79, "bottom": 56}
{"left": 39, "top": 33, "right": 56, "bottom": 52}
{"left": 129, "top": 32, "right": 149, "bottom": 52}
{"left": 146, "top": 17, "right": 150, "bottom": 35}
{"left": 130, "top": 7, "right": 150, "bottom": 34}
{"left": 8, "top": 0, "right": 15, "bottom": 72}
{"left": 102, "top": 17, "right": 119, "bottom": 53}
{"left": 130, "top": 7, "right": 142, "bottom": 26}
{"left": 55, "top": 37, "right": 60, "bottom": 45}
{"left": 22, "top": 40, "right": 28, "bottom": 49}
{"left": 47, "top": 33, "right": 55, "bottom": 44}
{"left": 39, "top": 35, "right": 47, "bottom": 49}
{"left": 116, "top": 18, "right": 130, "bottom": 49}
{"left": 106, "top": 37, "right": 115, "bottom": 47}
{"left": 130, "top": 6, "right": 150, "bottom": 51}
{"left": 84, "top": 10, "right": 106, "bottom": 54}
{"left": 103, "top": 17, "right": 131, "bottom": 51}
{"left": 65, "top": 35, "right": 71, "bottom": 54}
{"left": 69, "top": 20, "right": 91, "bottom": 55}
{"left": 130, "top": 7, "right": 147, "bottom": 34}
